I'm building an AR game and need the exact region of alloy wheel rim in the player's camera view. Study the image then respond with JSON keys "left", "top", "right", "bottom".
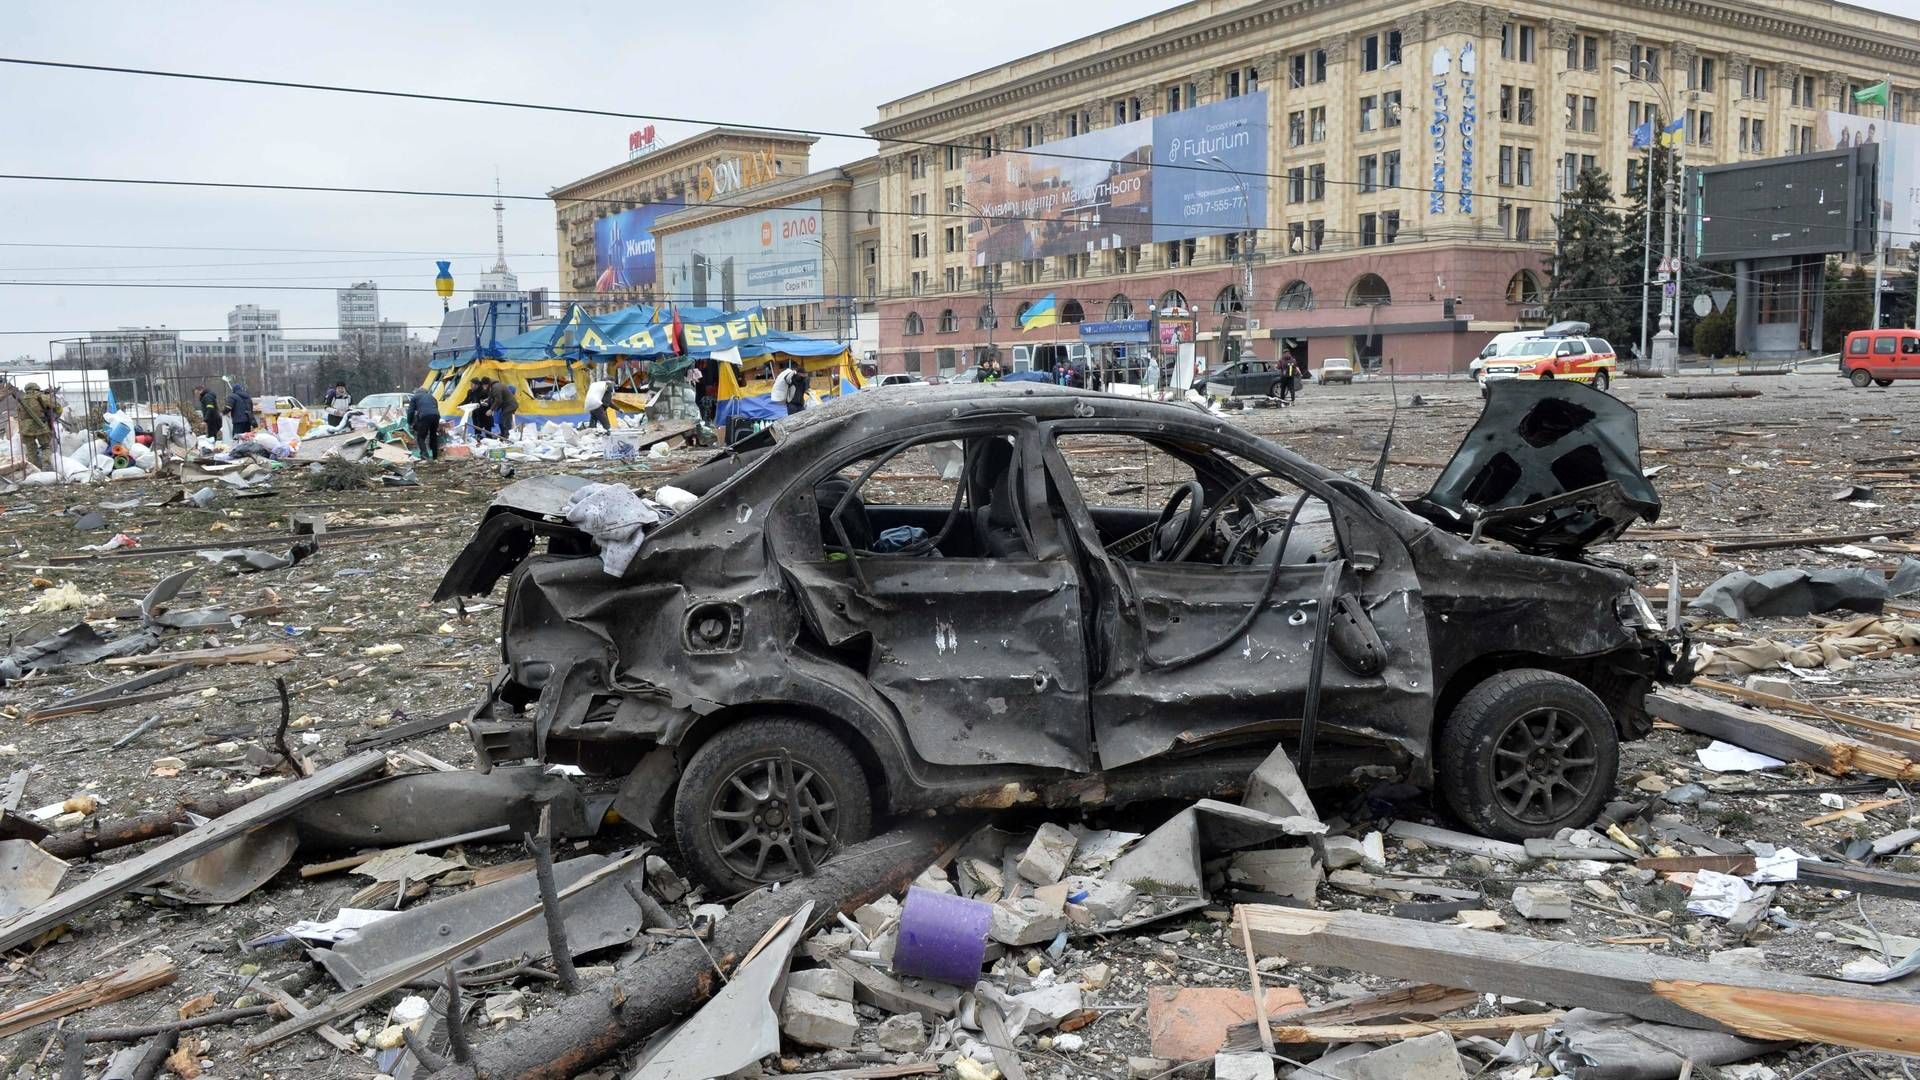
{"left": 1489, "top": 706, "right": 1598, "bottom": 824}
{"left": 706, "top": 756, "right": 841, "bottom": 883}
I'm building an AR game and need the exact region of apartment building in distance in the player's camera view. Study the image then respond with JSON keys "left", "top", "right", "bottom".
{"left": 866, "top": 0, "right": 1920, "bottom": 375}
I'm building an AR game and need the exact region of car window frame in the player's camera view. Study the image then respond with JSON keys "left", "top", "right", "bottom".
{"left": 1850, "top": 335, "right": 1872, "bottom": 355}
{"left": 1874, "top": 335, "right": 1898, "bottom": 355}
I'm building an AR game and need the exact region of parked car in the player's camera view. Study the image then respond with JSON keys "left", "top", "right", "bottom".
{"left": 1203, "top": 359, "right": 1287, "bottom": 399}
{"left": 438, "top": 383, "right": 1687, "bottom": 893}
{"left": 1318, "top": 358, "right": 1355, "bottom": 384}
{"left": 1841, "top": 328, "right": 1920, "bottom": 387}
{"left": 872, "top": 373, "right": 931, "bottom": 390}
{"left": 353, "top": 392, "right": 409, "bottom": 414}
{"left": 1480, "top": 335, "right": 1618, "bottom": 394}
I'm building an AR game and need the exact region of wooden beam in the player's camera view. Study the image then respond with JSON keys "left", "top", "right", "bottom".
{"left": 1690, "top": 679, "right": 1920, "bottom": 751}
{"left": 0, "top": 751, "right": 386, "bottom": 953}
{"left": 1646, "top": 689, "right": 1920, "bottom": 782}
{"left": 1385, "top": 821, "right": 1529, "bottom": 863}
{"left": 1706, "top": 527, "right": 1917, "bottom": 553}
{"left": 101, "top": 643, "right": 300, "bottom": 669}
{"left": 1233, "top": 905, "right": 1920, "bottom": 1053}
{"left": 0, "top": 953, "right": 177, "bottom": 1038}
{"left": 1269, "top": 1011, "right": 1563, "bottom": 1043}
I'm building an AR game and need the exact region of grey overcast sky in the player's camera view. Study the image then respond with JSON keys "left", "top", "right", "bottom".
{"left": 4, "top": 0, "right": 1917, "bottom": 365}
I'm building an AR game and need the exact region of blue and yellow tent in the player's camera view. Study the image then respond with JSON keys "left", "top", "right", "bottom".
{"left": 424, "top": 302, "right": 861, "bottom": 430}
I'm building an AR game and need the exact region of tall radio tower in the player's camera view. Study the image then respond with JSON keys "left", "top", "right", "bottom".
{"left": 492, "top": 170, "right": 508, "bottom": 274}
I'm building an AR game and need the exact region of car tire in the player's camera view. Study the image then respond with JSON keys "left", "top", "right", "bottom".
{"left": 1435, "top": 669, "right": 1619, "bottom": 841}
{"left": 1850, "top": 368, "right": 1874, "bottom": 388}
{"left": 673, "top": 717, "right": 873, "bottom": 896}
{"left": 1539, "top": 371, "right": 1555, "bottom": 380}
{"left": 1875, "top": 378, "right": 1894, "bottom": 388}
{"left": 1592, "top": 371, "right": 1611, "bottom": 392}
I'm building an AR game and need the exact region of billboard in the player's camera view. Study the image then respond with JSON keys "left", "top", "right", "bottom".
{"left": 963, "top": 92, "right": 1267, "bottom": 264}
{"left": 1694, "top": 146, "right": 1878, "bottom": 261}
{"left": 1818, "top": 111, "right": 1920, "bottom": 252}
{"left": 658, "top": 198, "right": 824, "bottom": 308}
{"left": 593, "top": 199, "right": 682, "bottom": 292}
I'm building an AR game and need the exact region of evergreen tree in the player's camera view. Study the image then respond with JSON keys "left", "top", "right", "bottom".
{"left": 1548, "top": 169, "right": 1634, "bottom": 347}
{"left": 1823, "top": 260, "right": 1874, "bottom": 351}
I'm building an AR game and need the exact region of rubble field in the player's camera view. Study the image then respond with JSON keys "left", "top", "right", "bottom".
{"left": 1, "top": 371, "right": 1916, "bottom": 1080}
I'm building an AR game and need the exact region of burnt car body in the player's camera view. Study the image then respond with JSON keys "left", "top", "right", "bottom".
{"left": 439, "top": 381, "right": 1687, "bottom": 893}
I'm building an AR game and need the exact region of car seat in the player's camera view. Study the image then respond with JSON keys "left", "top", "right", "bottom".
{"left": 967, "top": 438, "right": 1027, "bottom": 557}
{"left": 813, "top": 476, "right": 874, "bottom": 553}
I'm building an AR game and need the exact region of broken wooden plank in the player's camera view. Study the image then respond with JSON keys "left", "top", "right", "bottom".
{"left": 1793, "top": 860, "right": 1920, "bottom": 901}
{"left": 1385, "top": 821, "right": 1529, "bottom": 863}
{"left": 1638, "top": 855, "right": 1758, "bottom": 876}
{"left": 244, "top": 850, "right": 644, "bottom": 1053}
{"left": 1691, "top": 679, "right": 1920, "bottom": 751}
{"left": 1225, "top": 984, "right": 1481, "bottom": 1052}
{"left": 297, "top": 824, "right": 510, "bottom": 879}
{"left": 1706, "top": 527, "right": 1918, "bottom": 554}
{"left": 1269, "top": 1011, "right": 1563, "bottom": 1043}
{"left": 0, "top": 953, "right": 177, "bottom": 1038}
{"left": 1327, "top": 870, "right": 1482, "bottom": 902}
{"left": 1647, "top": 689, "right": 1920, "bottom": 782}
{"left": 1233, "top": 905, "right": 1920, "bottom": 1052}
{"left": 1801, "top": 798, "right": 1904, "bottom": 828}
{"left": 241, "top": 979, "right": 356, "bottom": 1054}
{"left": 101, "top": 643, "right": 300, "bottom": 669}
{"left": 0, "top": 752, "right": 385, "bottom": 953}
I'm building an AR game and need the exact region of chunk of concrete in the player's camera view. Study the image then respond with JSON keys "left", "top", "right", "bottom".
{"left": 786, "top": 966, "right": 854, "bottom": 1002}
{"left": 800, "top": 929, "right": 853, "bottom": 963}
{"left": 914, "top": 865, "right": 957, "bottom": 894}
{"left": 779, "top": 987, "right": 858, "bottom": 1049}
{"left": 1017, "top": 822, "right": 1079, "bottom": 885}
{"left": 1743, "top": 675, "right": 1796, "bottom": 699}
{"left": 1319, "top": 835, "right": 1368, "bottom": 870}
{"left": 1229, "top": 848, "right": 1322, "bottom": 903}
{"left": 1310, "top": 1030, "right": 1467, "bottom": 1080}
{"left": 875, "top": 1013, "right": 927, "bottom": 1052}
{"left": 1243, "top": 745, "right": 1320, "bottom": 824}
{"left": 990, "top": 896, "right": 1067, "bottom": 946}
{"left": 1871, "top": 828, "right": 1920, "bottom": 856}
{"left": 1130, "top": 1058, "right": 1175, "bottom": 1080}
{"left": 1511, "top": 884, "right": 1573, "bottom": 921}
{"left": 1217, "top": 1053, "right": 1278, "bottom": 1080}
{"left": 853, "top": 894, "right": 901, "bottom": 939}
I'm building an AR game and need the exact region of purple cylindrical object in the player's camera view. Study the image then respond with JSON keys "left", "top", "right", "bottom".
{"left": 890, "top": 885, "right": 993, "bottom": 985}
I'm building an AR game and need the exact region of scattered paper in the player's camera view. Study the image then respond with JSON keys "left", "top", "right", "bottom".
{"left": 1747, "top": 848, "right": 1807, "bottom": 884}
{"left": 1686, "top": 870, "right": 1756, "bottom": 919}
{"left": 1695, "top": 741, "right": 1786, "bottom": 773}
{"left": 285, "top": 908, "right": 400, "bottom": 944}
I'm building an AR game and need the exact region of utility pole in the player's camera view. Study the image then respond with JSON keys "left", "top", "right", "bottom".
{"left": 1872, "top": 74, "right": 1894, "bottom": 330}
{"left": 1203, "top": 154, "right": 1258, "bottom": 367}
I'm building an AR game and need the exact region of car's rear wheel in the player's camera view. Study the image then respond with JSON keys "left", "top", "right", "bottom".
{"left": 1592, "top": 371, "right": 1611, "bottom": 392}
{"left": 1875, "top": 378, "right": 1894, "bottom": 387}
{"left": 1850, "top": 367, "right": 1874, "bottom": 388}
{"left": 1540, "top": 371, "right": 1555, "bottom": 380}
{"left": 673, "top": 717, "right": 872, "bottom": 895}
{"left": 1436, "top": 669, "right": 1618, "bottom": 840}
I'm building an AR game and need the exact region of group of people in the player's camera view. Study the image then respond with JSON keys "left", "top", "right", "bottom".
{"left": 194, "top": 382, "right": 256, "bottom": 438}
{"left": 2, "top": 381, "right": 61, "bottom": 469}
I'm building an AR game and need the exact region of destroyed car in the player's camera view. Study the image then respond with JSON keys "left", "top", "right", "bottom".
{"left": 439, "top": 382, "right": 1688, "bottom": 893}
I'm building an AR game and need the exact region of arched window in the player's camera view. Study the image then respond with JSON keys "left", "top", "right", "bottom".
{"left": 1347, "top": 273, "right": 1392, "bottom": 307}
{"left": 1157, "top": 289, "right": 1189, "bottom": 312}
{"left": 1061, "top": 299, "right": 1085, "bottom": 324}
{"left": 1506, "top": 270, "right": 1543, "bottom": 304}
{"left": 1213, "top": 285, "right": 1246, "bottom": 314}
{"left": 1275, "top": 280, "right": 1314, "bottom": 310}
{"left": 904, "top": 312, "right": 924, "bottom": 336}
{"left": 1014, "top": 301, "right": 1032, "bottom": 325}
{"left": 1106, "top": 294, "right": 1133, "bottom": 320}
{"left": 977, "top": 304, "right": 997, "bottom": 330}
{"left": 938, "top": 308, "right": 958, "bottom": 333}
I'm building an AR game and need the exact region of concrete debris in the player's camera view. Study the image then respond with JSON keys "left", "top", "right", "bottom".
{"left": 779, "top": 988, "right": 859, "bottom": 1050}
{"left": 786, "top": 966, "right": 855, "bottom": 1002}
{"left": 874, "top": 1013, "right": 926, "bottom": 1052}
{"left": 1229, "top": 848, "right": 1323, "bottom": 902}
{"left": 1015, "top": 821, "right": 1078, "bottom": 885}
{"left": 1309, "top": 1031, "right": 1468, "bottom": 1080}
{"left": 1215, "top": 1052, "right": 1278, "bottom": 1080}
{"left": 1510, "top": 885, "right": 1573, "bottom": 921}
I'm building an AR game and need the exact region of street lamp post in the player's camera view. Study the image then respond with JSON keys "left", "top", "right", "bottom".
{"left": 1613, "top": 62, "right": 1686, "bottom": 376}
{"left": 953, "top": 198, "right": 996, "bottom": 357}
{"left": 805, "top": 238, "right": 843, "bottom": 346}
{"left": 1202, "top": 154, "right": 1258, "bottom": 366}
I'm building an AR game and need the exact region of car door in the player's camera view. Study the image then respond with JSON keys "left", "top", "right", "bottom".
{"left": 1038, "top": 421, "right": 1436, "bottom": 773}
{"left": 1902, "top": 333, "right": 1920, "bottom": 378}
{"left": 1554, "top": 338, "right": 1588, "bottom": 379}
{"left": 777, "top": 421, "right": 1094, "bottom": 773}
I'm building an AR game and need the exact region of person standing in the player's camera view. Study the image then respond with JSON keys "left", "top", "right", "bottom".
{"left": 486, "top": 377, "right": 515, "bottom": 437}
{"left": 406, "top": 386, "right": 442, "bottom": 460}
{"left": 197, "top": 384, "right": 221, "bottom": 436}
{"left": 1279, "top": 353, "right": 1301, "bottom": 406}
{"left": 463, "top": 377, "right": 493, "bottom": 439}
{"left": 771, "top": 361, "right": 807, "bottom": 415}
{"left": 227, "top": 382, "right": 256, "bottom": 436}
{"left": 17, "top": 382, "right": 56, "bottom": 469}
{"left": 324, "top": 382, "right": 353, "bottom": 428}
{"left": 585, "top": 374, "right": 612, "bottom": 431}
{"left": 1143, "top": 355, "right": 1162, "bottom": 400}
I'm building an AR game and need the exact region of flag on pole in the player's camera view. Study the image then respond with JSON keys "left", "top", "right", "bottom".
{"left": 669, "top": 304, "right": 685, "bottom": 354}
{"left": 1658, "top": 116, "right": 1685, "bottom": 147}
{"left": 1020, "top": 293, "right": 1059, "bottom": 331}
{"left": 1629, "top": 119, "right": 1654, "bottom": 149}
{"left": 1855, "top": 79, "right": 1891, "bottom": 106}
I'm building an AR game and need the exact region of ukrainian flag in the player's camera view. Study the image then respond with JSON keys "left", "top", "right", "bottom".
{"left": 1020, "top": 294, "right": 1059, "bottom": 331}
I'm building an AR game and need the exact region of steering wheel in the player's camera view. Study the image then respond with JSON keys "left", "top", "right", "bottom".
{"left": 1150, "top": 481, "right": 1207, "bottom": 563}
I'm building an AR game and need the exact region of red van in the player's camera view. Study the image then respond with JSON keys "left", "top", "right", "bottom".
{"left": 1841, "top": 329, "right": 1920, "bottom": 387}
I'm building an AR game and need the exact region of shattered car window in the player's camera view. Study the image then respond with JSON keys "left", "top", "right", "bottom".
{"left": 810, "top": 432, "right": 1031, "bottom": 559}
{"left": 1052, "top": 433, "right": 1337, "bottom": 566}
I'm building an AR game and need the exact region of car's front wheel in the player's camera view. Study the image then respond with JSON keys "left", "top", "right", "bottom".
{"left": 673, "top": 717, "right": 873, "bottom": 895}
{"left": 1435, "top": 669, "right": 1618, "bottom": 840}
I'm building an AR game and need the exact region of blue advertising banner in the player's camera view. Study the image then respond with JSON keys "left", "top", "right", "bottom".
{"left": 1151, "top": 92, "right": 1268, "bottom": 242}
{"left": 593, "top": 199, "right": 683, "bottom": 292}
{"left": 964, "top": 93, "right": 1268, "bottom": 263}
